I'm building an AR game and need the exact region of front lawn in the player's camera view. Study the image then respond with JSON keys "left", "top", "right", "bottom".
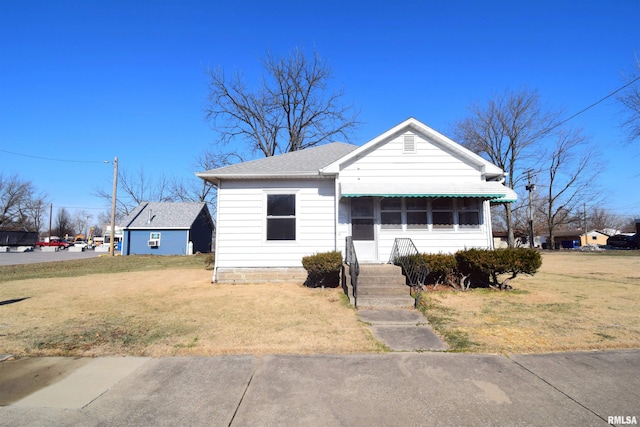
{"left": 0, "top": 256, "right": 382, "bottom": 357}
{"left": 420, "top": 250, "right": 640, "bottom": 353}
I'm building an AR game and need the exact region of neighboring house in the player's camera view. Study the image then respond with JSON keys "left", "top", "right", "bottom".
{"left": 197, "top": 118, "right": 517, "bottom": 282}
{"left": 580, "top": 230, "right": 611, "bottom": 247}
{"left": 492, "top": 230, "right": 540, "bottom": 248}
{"left": 121, "top": 202, "right": 214, "bottom": 256}
{"left": 540, "top": 230, "right": 583, "bottom": 249}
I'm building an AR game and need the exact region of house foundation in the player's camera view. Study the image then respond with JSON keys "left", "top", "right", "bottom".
{"left": 215, "top": 267, "right": 308, "bottom": 284}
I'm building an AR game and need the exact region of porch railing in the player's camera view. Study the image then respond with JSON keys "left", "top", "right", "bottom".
{"left": 345, "top": 236, "right": 360, "bottom": 308}
{"left": 389, "top": 238, "right": 430, "bottom": 304}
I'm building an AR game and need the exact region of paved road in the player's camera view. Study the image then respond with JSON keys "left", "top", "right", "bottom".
{"left": 0, "top": 249, "right": 102, "bottom": 266}
{"left": 0, "top": 350, "right": 638, "bottom": 426}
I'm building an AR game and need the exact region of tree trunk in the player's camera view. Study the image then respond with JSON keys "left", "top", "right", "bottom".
{"left": 504, "top": 203, "right": 515, "bottom": 248}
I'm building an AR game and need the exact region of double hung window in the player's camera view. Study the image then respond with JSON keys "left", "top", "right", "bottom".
{"left": 266, "top": 194, "right": 296, "bottom": 240}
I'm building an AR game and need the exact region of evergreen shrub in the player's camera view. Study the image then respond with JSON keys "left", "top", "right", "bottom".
{"left": 301, "top": 251, "right": 343, "bottom": 288}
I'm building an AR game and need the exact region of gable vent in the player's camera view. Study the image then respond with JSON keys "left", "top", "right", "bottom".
{"left": 403, "top": 134, "right": 416, "bottom": 153}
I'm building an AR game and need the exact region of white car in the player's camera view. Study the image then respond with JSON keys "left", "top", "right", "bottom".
{"left": 73, "top": 240, "right": 88, "bottom": 249}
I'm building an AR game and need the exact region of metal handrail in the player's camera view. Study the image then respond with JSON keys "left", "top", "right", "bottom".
{"left": 389, "top": 238, "right": 430, "bottom": 303}
{"left": 345, "top": 236, "right": 360, "bottom": 308}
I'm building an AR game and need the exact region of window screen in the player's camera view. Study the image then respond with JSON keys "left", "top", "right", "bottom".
{"left": 432, "top": 199, "right": 453, "bottom": 229}
{"left": 458, "top": 198, "right": 480, "bottom": 228}
{"left": 267, "top": 194, "right": 296, "bottom": 240}
{"left": 381, "top": 198, "right": 402, "bottom": 229}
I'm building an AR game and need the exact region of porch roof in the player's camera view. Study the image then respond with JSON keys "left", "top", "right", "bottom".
{"left": 339, "top": 181, "right": 518, "bottom": 202}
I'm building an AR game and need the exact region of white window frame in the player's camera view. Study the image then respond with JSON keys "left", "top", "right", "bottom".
{"left": 406, "top": 197, "right": 429, "bottom": 230}
{"left": 431, "top": 198, "right": 454, "bottom": 230}
{"left": 264, "top": 191, "right": 298, "bottom": 243}
{"left": 457, "top": 198, "right": 481, "bottom": 229}
{"left": 380, "top": 197, "right": 403, "bottom": 230}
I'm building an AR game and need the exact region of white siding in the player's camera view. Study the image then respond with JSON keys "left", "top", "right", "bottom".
{"left": 216, "top": 179, "right": 337, "bottom": 268}
{"left": 333, "top": 131, "right": 494, "bottom": 261}
{"left": 340, "top": 132, "right": 482, "bottom": 184}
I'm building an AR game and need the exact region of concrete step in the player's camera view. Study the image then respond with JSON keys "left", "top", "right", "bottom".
{"left": 358, "top": 264, "right": 403, "bottom": 276}
{"left": 356, "top": 276, "right": 407, "bottom": 286}
{"left": 356, "top": 296, "right": 416, "bottom": 308}
{"left": 349, "top": 264, "right": 415, "bottom": 309}
{"left": 357, "top": 286, "right": 411, "bottom": 297}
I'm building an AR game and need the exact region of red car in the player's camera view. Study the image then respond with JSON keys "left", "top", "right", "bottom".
{"left": 35, "top": 238, "right": 70, "bottom": 249}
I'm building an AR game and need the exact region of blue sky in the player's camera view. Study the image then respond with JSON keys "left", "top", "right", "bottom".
{"left": 1, "top": 0, "right": 639, "bottom": 223}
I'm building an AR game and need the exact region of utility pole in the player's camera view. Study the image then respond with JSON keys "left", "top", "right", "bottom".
{"left": 525, "top": 170, "right": 536, "bottom": 248}
{"left": 583, "top": 203, "right": 588, "bottom": 247}
{"left": 109, "top": 156, "right": 118, "bottom": 256}
{"left": 48, "top": 203, "right": 52, "bottom": 241}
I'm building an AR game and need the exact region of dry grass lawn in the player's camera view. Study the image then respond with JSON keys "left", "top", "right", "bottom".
{"left": 3, "top": 251, "right": 639, "bottom": 357}
{"left": 0, "top": 269, "right": 382, "bottom": 357}
{"left": 422, "top": 251, "right": 640, "bottom": 354}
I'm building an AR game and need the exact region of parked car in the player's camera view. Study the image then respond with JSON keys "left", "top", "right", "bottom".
{"left": 35, "top": 237, "right": 70, "bottom": 249}
{"left": 73, "top": 240, "right": 89, "bottom": 249}
{"left": 606, "top": 234, "right": 638, "bottom": 249}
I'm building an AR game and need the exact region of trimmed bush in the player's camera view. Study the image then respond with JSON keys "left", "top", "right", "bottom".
{"left": 419, "top": 248, "right": 542, "bottom": 291}
{"left": 302, "top": 251, "right": 343, "bottom": 288}
{"left": 421, "top": 253, "right": 457, "bottom": 288}
{"left": 455, "top": 248, "right": 542, "bottom": 290}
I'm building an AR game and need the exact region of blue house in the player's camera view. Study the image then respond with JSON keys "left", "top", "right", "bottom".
{"left": 121, "top": 202, "right": 214, "bottom": 255}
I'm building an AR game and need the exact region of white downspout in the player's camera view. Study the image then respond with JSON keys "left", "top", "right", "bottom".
{"left": 334, "top": 177, "right": 340, "bottom": 252}
{"left": 212, "top": 181, "right": 221, "bottom": 283}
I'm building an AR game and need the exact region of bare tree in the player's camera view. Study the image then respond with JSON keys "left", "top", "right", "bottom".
{"left": 94, "top": 167, "right": 176, "bottom": 217}
{"left": 454, "top": 89, "right": 556, "bottom": 247}
{"left": 73, "top": 210, "right": 92, "bottom": 238}
{"left": 617, "top": 58, "right": 640, "bottom": 143}
{"left": 54, "top": 208, "right": 74, "bottom": 238}
{"left": 0, "top": 173, "right": 48, "bottom": 232}
{"left": 170, "top": 150, "right": 242, "bottom": 217}
{"left": 621, "top": 217, "right": 639, "bottom": 233}
{"left": 537, "top": 128, "right": 602, "bottom": 249}
{"left": 205, "top": 48, "right": 360, "bottom": 157}
{"left": 588, "top": 207, "right": 627, "bottom": 232}
{"left": 19, "top": 194, "right": 49, "bottom": 233}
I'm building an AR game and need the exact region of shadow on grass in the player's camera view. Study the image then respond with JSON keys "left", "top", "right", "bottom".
{"left": 0, "top": 297, "right": 30, "bottom": 306}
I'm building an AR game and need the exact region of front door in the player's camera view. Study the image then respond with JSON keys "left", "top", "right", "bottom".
{"left": 350, "top": 197, "right": 377, "bottom": 262}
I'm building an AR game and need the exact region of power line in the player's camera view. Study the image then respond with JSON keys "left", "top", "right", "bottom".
{"left": 56, "top": 206, "right": 109, "bottom": 211}
{"left": 0, "top": 148, "right": 109, "bottom": 164}
{"left": 544, "top": 75, "right": 640, "bottom": 135}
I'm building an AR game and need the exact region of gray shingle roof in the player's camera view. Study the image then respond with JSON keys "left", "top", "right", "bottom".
{"left": 123, "top": 202, "right": 209, "bottom": 229}
{"left": 197, "top": 142, "right": 358, "bottom": 180}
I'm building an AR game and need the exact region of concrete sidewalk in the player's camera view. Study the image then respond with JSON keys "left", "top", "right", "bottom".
{"left": 357, "top": 308, "right": 449, "bottom": 351}
{"left": 1, "top": 350, "right": 638, "bottom": 426}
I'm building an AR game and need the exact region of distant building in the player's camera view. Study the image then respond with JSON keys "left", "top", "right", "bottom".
{"left": 580, "top": 230, "right": 611, "bottom": 247}
{"left": 121, "top": 202, "right": 214, "bottom": 256}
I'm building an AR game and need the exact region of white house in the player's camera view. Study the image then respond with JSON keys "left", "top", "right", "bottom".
{"left": 197, "top": 118, "right": 517, "bottom": 282}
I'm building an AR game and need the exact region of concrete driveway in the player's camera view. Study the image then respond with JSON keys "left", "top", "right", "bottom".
{"left": 0, "top": 350, "right": 638, "bottom": 426}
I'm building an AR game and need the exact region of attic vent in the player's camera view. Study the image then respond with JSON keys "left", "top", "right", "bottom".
{"left": 403, "top": 134, "right": 416, "bottom": 153}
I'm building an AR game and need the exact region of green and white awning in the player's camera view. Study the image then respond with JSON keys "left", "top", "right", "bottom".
{"left": 340, "top": 181, "right": 518, "bottom": 202}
